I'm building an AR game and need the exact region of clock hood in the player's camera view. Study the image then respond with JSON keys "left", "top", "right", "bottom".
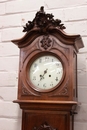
{"left": 11, "top": 6, "right": 84, "bottom": 52}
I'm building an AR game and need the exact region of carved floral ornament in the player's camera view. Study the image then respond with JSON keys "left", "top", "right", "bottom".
{"left": 23, "top": 6, "right": 65, "bottom": 33}
{"left": 33, "top": 122, "right": 57, "bottom": 130}
{"left": 40, "top": 35, "right": 52, "bottom": 50}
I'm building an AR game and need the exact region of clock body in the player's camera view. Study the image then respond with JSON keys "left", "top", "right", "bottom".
{"left": 16, "top": 34, "right": 79, "bottom": 101}
{"left": 12, "top": 7, "right": 84, "bottom": 130}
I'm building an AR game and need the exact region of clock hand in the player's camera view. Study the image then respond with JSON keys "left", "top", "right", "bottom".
{"left": 44, "top": 69, "right": 48, "bottom": 74}
{"left": 40, "top": 75, "right": 44, "bottom": 80}
{"left": 40, "top": 69, "right": 48, "bottom": 81}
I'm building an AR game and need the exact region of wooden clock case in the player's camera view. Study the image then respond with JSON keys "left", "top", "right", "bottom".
{"left": 12, "top": 7, "right": 84, "bottom": 130}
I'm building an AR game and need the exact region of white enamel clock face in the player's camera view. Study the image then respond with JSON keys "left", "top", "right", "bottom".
{"left": 29, "top": 55, "right": 63, "bottom": 90}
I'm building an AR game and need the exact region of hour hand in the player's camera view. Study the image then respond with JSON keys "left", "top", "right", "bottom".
{"left": 40, "top": 69, "right": 48, "bottom": 81}
{"left": 40, "top": 75, "right": 44, "bottom": 81}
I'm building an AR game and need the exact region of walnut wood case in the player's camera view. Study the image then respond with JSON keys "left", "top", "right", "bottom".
{"left": 12, "top": 7, "right": 84, "bottom": 130}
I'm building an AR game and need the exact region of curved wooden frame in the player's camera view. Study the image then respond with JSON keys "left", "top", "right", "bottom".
{"left": 22, "top": 51, "right": 67, "bottom": 93}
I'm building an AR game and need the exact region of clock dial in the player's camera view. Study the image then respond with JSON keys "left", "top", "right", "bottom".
{"left": 29, "top": 55, "right": 63, "bottom": 90}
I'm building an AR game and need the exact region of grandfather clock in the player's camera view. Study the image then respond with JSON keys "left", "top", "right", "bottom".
{"left": 12, "top": 7, "right": 84, "bottom": 130}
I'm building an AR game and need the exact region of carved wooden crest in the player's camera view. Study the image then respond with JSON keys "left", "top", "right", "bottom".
{"left": 23, "top": 6, "right": 65, "bottom": 33}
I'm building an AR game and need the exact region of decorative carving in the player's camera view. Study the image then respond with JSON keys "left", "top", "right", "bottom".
{"left": 23, "top": 6, "right": 65, "bottom": 33}
{"left": 58, "top": 80, "right": 69, "bottom": 96}
{"left": 40, "top": 35, "right": 52, "bottom": 50}
{"left": 21, "top": 83, "right": 41, "bottom": 96}
{"left": 58, "top": 86, "right": 68, "bottom": 95}
{"left": 21, "top": 83, "right": 34, "bottom": 96}
{"left": 22, "top": 85, "right": 30, "bottom": 95}
{"left": 48, "top": 79, "right": 69, "bottom": 97}
{"left": 33, "top": 122, "right": 57, "bottom": 130}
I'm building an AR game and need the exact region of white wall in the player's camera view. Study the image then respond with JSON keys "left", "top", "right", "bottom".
{"left": 0, "top": 0, "right": 87, "bottom": 130}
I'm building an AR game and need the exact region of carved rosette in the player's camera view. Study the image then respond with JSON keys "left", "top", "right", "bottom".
{"left": 33, "top": 122, "right": 57, "bottom": 130}
{"left": 40, "top": 35, "right": 52, "bottom": 50}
